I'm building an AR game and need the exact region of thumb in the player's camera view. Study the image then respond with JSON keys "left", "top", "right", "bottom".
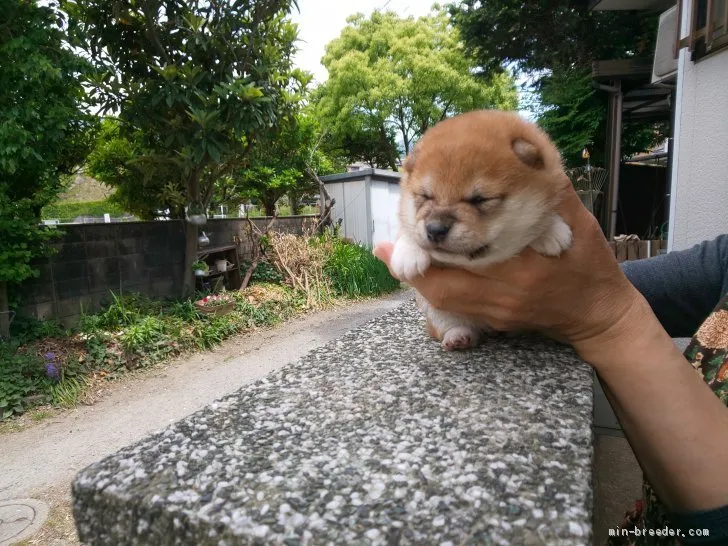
{"left": 373, "top": 241, "right": 397, "bottom": 276}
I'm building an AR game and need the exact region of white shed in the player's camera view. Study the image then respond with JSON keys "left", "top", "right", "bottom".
{"left": 320, "top": 168, "right": 401, "bottom": 248}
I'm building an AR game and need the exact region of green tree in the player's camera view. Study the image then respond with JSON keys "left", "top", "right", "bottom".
{"left": 86, "top": 118, "right": 188, "bottom": 220}
{"left": 214, "top": 68, "right": 341, "bottom": 217}
{"left": 450, "top": 1, "right": 666, "bottom": 167}
{"left": 314, "top": 7, "right": 518, "bottom": 169}
{"left": 236, "top": 112, "right": 338, "bottom": 216}
{"left": 0, "top": 0, "right": 94, "bottom": 333}
{"left": 65, "top": 0, "right": 300, "bottom": 294}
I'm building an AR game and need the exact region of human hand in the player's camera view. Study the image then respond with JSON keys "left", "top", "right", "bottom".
{"left": 374, "top": 185, "right": 656, "bottom": 364}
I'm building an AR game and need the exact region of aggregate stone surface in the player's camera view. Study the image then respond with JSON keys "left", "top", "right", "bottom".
{"left": 73, "top": 300, "right": 594, "bottom": 545}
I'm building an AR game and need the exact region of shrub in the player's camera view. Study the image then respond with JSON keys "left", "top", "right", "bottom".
{"left": 0, "top": 346, "right": 45, "bottom": 419}
{"left": 267, "top": 231, "right": 335, "bottom": 309}
{"left": 244, "top": 261, "right": 285, "bottom": 285}
{"left": 9, "top": 315, "right": 66, "bottom": 344}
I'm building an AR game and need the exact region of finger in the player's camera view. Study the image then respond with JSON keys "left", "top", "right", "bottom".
{"left": 407, "top": 266, "right": 505, "bottom": 315}
{"left": 554, "top": 183, "right": 590, "bottom": 226}
{"left": 372, "top": 242, "right": 397, "bottom": 278}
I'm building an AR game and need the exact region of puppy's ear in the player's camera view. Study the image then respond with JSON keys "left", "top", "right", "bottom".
{"left": 512, "top": 138, "right": 544, "bottom": 169}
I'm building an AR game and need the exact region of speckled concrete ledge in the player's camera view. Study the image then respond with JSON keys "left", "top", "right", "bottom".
{"left": 73, "top": 299, "right": 594, "bottom": 546}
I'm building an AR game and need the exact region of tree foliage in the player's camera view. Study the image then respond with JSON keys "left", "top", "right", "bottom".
{"left": 65, "top": 0, "right": 300, "bottom": 210}
{"left": 450, "top": 1, "right": 666, "bottom": 167}
{"left": 314, "top": 8, "right": 519, "bottom": 169}
{"left": 64, "top": 0, "right": 300, "bottom": 292}
{"left": 0, "top": 0, "right": 94, "bottom": 285}
{"left": 226, "top": 70, "right": 341, "bottom": 216}
{"left": 235, "top": 111, "right": 339, "bottom": 216}
{"left": 85, "top": 118, "right": 186, "bottom": 220}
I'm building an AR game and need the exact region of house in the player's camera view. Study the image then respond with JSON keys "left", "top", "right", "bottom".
{"left": 588, "top": 0, "right": 728, "bottom": 251}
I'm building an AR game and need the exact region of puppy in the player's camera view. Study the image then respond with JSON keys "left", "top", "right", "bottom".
{"left": 390, "top": 109, "right": 573, "bottom": 350}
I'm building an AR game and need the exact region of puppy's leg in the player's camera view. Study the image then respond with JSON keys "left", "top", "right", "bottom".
{"left": 530, "top": 213, "right": 572, "bottom": 256}
{"left": 433, "top": 308, "right": 483, "bottom": 351}
{"left": 417, "top": 293, "right": 485, "bottom": 351}
{"left": 390, "top": 233, "right": 431, "bottom": 282}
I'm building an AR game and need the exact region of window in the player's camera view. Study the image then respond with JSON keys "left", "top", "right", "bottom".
{"left": 677, "top": 0, "right": 728, "bottom": 59}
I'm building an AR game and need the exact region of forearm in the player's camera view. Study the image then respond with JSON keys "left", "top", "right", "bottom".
{"left": 621, "top": 235, "right": 728, "bottom": 337}
{"left": 585, "top": 300, "right": 728, "bottom": 513}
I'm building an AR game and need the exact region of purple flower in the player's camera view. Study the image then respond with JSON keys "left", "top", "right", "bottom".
{"left": 44, "top": 352, "right": 56, "bottom": 362}
{"left": 45, "top": 363, "right": 60, "bottom": 381}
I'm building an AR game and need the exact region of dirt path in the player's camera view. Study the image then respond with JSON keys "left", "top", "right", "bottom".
{"left": 0, "top": 290, "right": 411, "bottom": 544}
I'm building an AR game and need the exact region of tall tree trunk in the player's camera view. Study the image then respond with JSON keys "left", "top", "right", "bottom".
{"left": 0, "top": 281, "right": 9, "bottom": 339}
{"left": 263, "top": 197, "right": 276, "bottom": 217}
{"left": 288, "top": 191, "right": 300, "bottom": 215}
{"left": 379, "top": 124, "right": 398, "bottom": 171}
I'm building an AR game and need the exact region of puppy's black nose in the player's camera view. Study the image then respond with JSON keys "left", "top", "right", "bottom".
{"left": 426, "top": 222, "right": 451, "bottom": 243}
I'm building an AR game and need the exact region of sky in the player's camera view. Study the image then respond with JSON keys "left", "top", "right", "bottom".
{"left": 287, "top": 0, "right": 538, "bottom": 120}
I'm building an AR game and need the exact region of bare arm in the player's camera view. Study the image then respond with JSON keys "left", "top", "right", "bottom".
{"left": 587, "top": 297, "right": 728, "bottom": 513}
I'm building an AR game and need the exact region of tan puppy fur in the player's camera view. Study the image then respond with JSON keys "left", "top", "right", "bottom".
{"left": 391, "top": 109, "right": 573, "bottom": 351}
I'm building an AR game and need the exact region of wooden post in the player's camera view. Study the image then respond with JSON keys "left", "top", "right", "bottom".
{"left": 615, "top": 241, "right": 628, "bottom": 262}
{"left": 0, "top": 281, "right": 10, "bottom": 339}
{"left": 637, "top": 241, "right": 649, "bottom": 260}
{"left": 626, "top": 240, "right": 638, "bottom": 261}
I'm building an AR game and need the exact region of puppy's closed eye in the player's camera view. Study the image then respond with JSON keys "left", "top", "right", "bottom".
{"left": 466, "top": 194, "right": 503, "bottom": 207}
{"left": 415, "top": 192, "right": 433, "bottom": 204}
{"left": 467, "top": 195, "right": 489, "bottom": 205}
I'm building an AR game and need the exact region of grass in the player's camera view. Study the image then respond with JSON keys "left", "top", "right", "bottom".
{"left": 42, "top": 198, "right": 127, "bottom": 221}
{"left": 1, "top": 232, "right": 400, "bottom": 423}
{"left": 245, "top": 205, "right": 318, "bottom": 217}
{"left": 325, "top": 238, "right": 401, "bottom": 297}
{"left": 30, "top": 409, "right": 54, "bottom": 422}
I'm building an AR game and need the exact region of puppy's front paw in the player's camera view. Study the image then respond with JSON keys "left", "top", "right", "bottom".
{"left": 390, "top": 237, "right": 431, "bottom": 282}
{"left": 530, "top": 214, "right": 572, "bottom": 256}
{"left": 441, "top": 326, "right": 479, "bottom": 351}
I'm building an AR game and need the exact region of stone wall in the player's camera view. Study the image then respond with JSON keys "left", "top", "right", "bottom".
{"left": 15, "top": 216, "right": 316, "bottom": 326}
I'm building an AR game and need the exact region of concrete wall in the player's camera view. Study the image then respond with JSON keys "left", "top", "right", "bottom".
{"left": 16, "top": 216, "right": 315, "bottom": 326}
{"left": 669, "top": 5, "right": 728, "bottom": 251}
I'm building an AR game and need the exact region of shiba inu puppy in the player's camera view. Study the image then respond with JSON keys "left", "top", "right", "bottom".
{"left": 390, "top": 109, "right": 573, "bottom": 350}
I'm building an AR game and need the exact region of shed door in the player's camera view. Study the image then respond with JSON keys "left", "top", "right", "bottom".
{"left": 370, "top": 181, "right": 400, "bottom": 246}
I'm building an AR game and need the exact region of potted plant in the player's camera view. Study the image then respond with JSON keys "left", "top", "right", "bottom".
{"left": 194, "top": 292, "right": 235, "bottom": 316}
{"left": 192, "top": 260, "right": 209, "bottom": 277}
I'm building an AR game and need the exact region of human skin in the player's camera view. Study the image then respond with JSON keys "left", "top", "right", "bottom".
{"left": 373, "top": 185, "right": 728, "bottom": 514}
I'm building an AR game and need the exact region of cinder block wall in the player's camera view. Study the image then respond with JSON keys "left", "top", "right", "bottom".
{"left": 16, "top": 216, "right": 315, "bottom": 326}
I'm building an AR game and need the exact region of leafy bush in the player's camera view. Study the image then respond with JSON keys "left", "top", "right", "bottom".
{"left": 9, "top": 315, "right": 66, "bottom": 345}
{"left": 119, "top": 315, "right": 167, "bottom": 363}
{"left": 0, "top": 346, "right": 45, "bottom": 419}
{"left": 245, "top": 260, "right": 285, "bottom": 284}
{"left": 324, "top": 238, "right": 400, "bottom": 297}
